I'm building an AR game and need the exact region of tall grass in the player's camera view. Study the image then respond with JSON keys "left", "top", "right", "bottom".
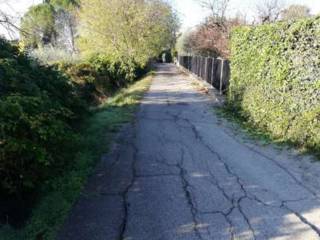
{"left": 29, "top": 47, "right": 80, "bottom": 65}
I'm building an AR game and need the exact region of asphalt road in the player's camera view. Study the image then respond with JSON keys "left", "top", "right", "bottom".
{"left": 59, "top": 64, "right": 320, "bottom": 240}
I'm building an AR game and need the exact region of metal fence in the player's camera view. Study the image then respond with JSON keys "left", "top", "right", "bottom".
{"left": 177, "top": 55, "right": 230, "bottom": 93}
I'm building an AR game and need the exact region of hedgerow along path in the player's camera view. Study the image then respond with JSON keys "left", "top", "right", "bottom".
{"left": 59, "top": 64, "right": 320, "bottom": 240}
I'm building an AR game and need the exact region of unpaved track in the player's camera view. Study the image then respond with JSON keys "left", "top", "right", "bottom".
{"left": 59, "top": 64, "right": 320, "bottom": 240}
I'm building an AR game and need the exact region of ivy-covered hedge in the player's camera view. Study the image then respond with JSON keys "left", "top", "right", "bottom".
{"left": 229, "top": 17, "right": 320, "bottom": 152}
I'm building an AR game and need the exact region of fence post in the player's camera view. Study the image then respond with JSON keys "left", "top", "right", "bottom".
{"left": 195, "top": 57, "right": 197, "bottom": 75}
{"left": 202, "top": 57, "right": 205, "bottom": 79}
{"left": 193, "top": 57, "right": 195, "bottom": 74}
{"left": 199, "top": 57, "right": 203, "bottom": 78}
{"left": 177, "top": 55, "right": 229, "bottom": 93}
{"left": 204, "top": 58, "right": 206, "bottom": 80}
{"left": 197, "top": 57, "right": 199, "bottom": 76}
{"left": 220, "top": 59, "right": 224, "bottom": 95}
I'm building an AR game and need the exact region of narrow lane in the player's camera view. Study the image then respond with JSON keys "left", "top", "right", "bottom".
{"left": 59, "top": 64, "right": 320, "bottom": 240}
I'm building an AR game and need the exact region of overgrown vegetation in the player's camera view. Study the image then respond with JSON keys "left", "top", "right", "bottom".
{"left": 0, "top": 38, "right": 150, "bottom": 237}
{"left": 0, "top": 0, "right": 177, "bottom": 237}
{"left": 57, "top": 55, "right": 146, "bottom": 105}
{"left": 0, "top": 72, "right": 152, "bottom": 240}
{"left": 0, "top": 38, "right": 86, "bottom": 199}
{"left": 228, "top": 16, "right": 320, "bottom": 155}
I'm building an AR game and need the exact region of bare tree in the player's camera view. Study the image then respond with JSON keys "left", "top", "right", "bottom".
{"left": 281, "top": 4, "right": 311, "bottom": 21}
{"left": 180, "top": 16, "right": 243, "bottom": 58}
{"left": 196, "top": 0, "right": 230, "bottom": 23}
{"left": 256, "top": 0, "right": 284, "bottom": 23}
{"left": 0, "top": 11, "right": 19, "bottom": 38}
{"left": 0, "top": 1, "right": 29, "bottom": 39}
{"left": 190, "top": 0, "right": 247, "bottom": 58}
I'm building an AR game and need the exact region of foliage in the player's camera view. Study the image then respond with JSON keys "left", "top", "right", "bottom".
{"left": 0, "top": 72, "right": 153, "bottom": 240}
{"left": 178, "top": 16, "right": 245, "bottom": 58}
{"left": 20, "top": 0, "right": 78, "bottom": 52}
{"left": 229, "top": 16, "right": 320, "bottom": 154}
{"left": 0, "top": 38, "right": 86, "bottom": 198}
{"left": 20, "top": 3, "right": 56, "bottom": 48}
{"left": 159, "top": 50, "right": 172, "bottom": 63}
{"left": 57, "top": 55, "right": 146, "bottom": 105}
{"left": 48, "top": 0, "right": 80, "bottom": 9}
{"left": 1, "top": 0, "right": 175, "bottom": 237}
{"left": 176, "top": 30, "right": 192, "bottom": 55}
{"left": 29, "top": 46, "right": 80, "bottom": 65}
{"left": 78, "top": 0, "right": 179, "bottom": 67}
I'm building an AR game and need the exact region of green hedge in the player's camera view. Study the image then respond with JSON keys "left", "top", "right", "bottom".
{"left": 229, "top": 16, "right": 320, "bottom": 152}
{"left": 0, "top": 39, "right": 146, "bottom": 197}
{"left": 0, "top": 39, "right": 148, "bottom": 226}
{"left": 0, "top": 38, "right": 86, "bottom": 198}
{"left": 57, "top": 55, "right": 146, "bottom": 105}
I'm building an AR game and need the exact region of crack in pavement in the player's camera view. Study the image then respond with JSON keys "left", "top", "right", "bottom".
{"left": 178, "top": 112, "right": 320, "bottom": 238}
{"left": 148, "top": 77, "right": 320, "bottom": 239}
{"left": 161, "top": 109, "right": 240, "bottom": 239}
{"left": 178, "top": 116, "right": 257, "bottom": 239}
{"left": 59, "top": 65, "right": 320, "bottom": 240}
{"left": 177, "top": 148, "right": 204, "bottom": 240}
{"left": 124, "top": 68, "right": 320, "bottom": 239}
{"left": 136, "top": 173, "right": 179, "bottom": 178}
{"left": 166, "top": 106, "right": 320, "bottom": 238}
{"left": 118, "top": 123, "right": 138, "bottom": 240}
{"left": 281, "top": 204, "right": 320, "bottom": 237}
{"left": 250, "top": 193, "right": 320, "bottom": 237}
{"left": 218, "top": 123, "right": 320, "bottom": 199}
{"left": 161, "top": 106, "right": 249, "bottom": 239}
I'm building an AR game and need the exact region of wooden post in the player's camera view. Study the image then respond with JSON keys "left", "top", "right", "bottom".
{"left": 211, "top": 58, "right": 214, "bottom": 86}
{"left": 205, "top": 57, "right": 208, "bottom": 82}
{"left": 220, "top": 59, "right": 224, "bottom": 95}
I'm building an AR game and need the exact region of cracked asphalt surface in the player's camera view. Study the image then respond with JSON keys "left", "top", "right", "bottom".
{"left": 58, "top": 64, "right": 320, "bottom": 240}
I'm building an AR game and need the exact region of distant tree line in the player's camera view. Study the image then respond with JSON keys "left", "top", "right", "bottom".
{"left": 19, "top": 0, "right": 79, "bottom": 52}
{"left": 17, "top": 0, "right": 179, "bottom": 66}
{"left": 176, "top": 0, "right": 313, "bottom": 58}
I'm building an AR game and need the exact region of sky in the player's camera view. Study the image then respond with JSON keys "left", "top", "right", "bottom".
{"left": 171, "top": 0, "right": 320, "bottom": 31}
{"left": 0, "top": 0, "right": 320, "bottom": 38}
{"left": 0, "top": 0, "right": 42, "bottom": 38}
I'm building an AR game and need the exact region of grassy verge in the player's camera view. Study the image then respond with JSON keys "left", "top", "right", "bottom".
{"left": 0, "top": 73, "right": 153, "bottom": 240}
{"left": 216, "top": 106, "right": 289, "bottom": 147}
{"left": 216, "top": 106, "right": 319, "bottom": 157}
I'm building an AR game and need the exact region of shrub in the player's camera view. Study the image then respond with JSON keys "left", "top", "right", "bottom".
{"left": 56, "top": 55, "right": 146, "bottom": 105}
{"left": 229, "top": 16, "right": 320, "bottom": 152}
{"left": 0, "top": 39, "right": 147, "bottom": 227}
{"left": 0, "top": 38, "right": 86, "bottom": 197}
{"left": 28, "top": 46, "right": 80, "bottom": 65}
